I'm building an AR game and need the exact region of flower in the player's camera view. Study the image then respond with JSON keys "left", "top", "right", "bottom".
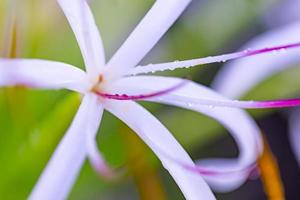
{"left": 1, "top": 0, "right": 300, "bottom": 199}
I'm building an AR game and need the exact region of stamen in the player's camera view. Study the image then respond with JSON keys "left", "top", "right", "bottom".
{"left": 94, "top": 80, "right": 188, "bottom": 100}
{"left": 98, "top": 74, "right": 104, "bottom": 82}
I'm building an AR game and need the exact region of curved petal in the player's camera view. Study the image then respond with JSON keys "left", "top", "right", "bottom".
{"left": 108, "top": 76, "right": 262, "bottom": 192}
{"left": 212, "top": 22, "right": 300, "bottom": 98}
{"left": 0, "top": 59, "right": 88, "bottom": 92}
{"left": 58, "top": 0, "right": 105, "bottom": 76}
{"left": 86, "top": 129, "right": 116, "bottom": 179}
{"left": 105, "top": 101, "right": 215, "bottom": 200}
{"left": 106, "top": 0, "right": 191, "bottom": 78}
{"left": 264, "top": 0, "right": 300, "bottom": 27}
{"left": 289, "top": 109, "right": 300, "bottom": 166}
{"left": 100, "top": 81, "right": 300, "bottom": 109}
{"left": 29, "top": 94, "right": 103, "bottom": 200}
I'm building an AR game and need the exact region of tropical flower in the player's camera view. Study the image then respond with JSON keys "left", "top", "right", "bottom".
{"left": 1, "top": 0, "right": 300, "bottom": 199}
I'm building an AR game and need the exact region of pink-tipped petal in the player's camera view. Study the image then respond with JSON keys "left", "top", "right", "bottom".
{"left": 213, "top": 22, "right": 300, "bottom": 98}
{"left": 86, "top": 129, "right": 116, "bottom": 179}
{"left": 241, "top": 98, "right": 300, "bottom": 109}
{"left": 106, "top": 0, "right": 191, "bottom": 78}
{"left": 129, "top": 42, "right": 300, "bottom": 76}
{"left": 105, "top": 101, "right": 216, "bottom": 200}
{"left": 58, "top": 0, "right": 105, "bottom": 76}
{"left": 0, "top": 59, "right": 88, "bottom": 92}
{"left": 103, "top": 79, "right": 300, "bottom": 109}
{"left": 289, "top": 109, "right": 300, "bottom": 166}
{"left": 29, "top": 94, "right": 103, "bottom": 200}
{"left": 108, "top": 76, "right": 262, "bottom": 192}
{"left": 159, "top": 96, "right": 300, "bottom": 109}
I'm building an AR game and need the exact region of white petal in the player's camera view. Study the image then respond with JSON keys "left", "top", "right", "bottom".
{"left": 264, "top": 0, "right": 300, "bottom": 27}
{"left": 129, "top": 42, "right": 300, "bottom": 76}
{"left": 29, "top": 94, "right": 103, "bottom": 200}
{"left": 106, "top": 0, "right": 191, "bottom": 78}
{"left": 86, "top": 127, "right": 116, "bottom": 179}
{"left": 108, "top": 76, "right": 262, "bottom": 192}
{"left": 0, "top": 59, "right": 88, "bottom": 92}
{"left": 105, "top": 100, "right": 215, "bottom": 200}
{"left": 289, "top": 109, "right": 300, "bottom": 166}
{"left": 213, "top": 22, "right": 300, "bottom": 98}
{"left": 58, "top": 0, "right": 105, "bottom": 76}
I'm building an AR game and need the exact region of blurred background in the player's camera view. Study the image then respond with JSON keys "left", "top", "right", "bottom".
{"left": 0, "top": 0, "right": 299, "bottom": 199}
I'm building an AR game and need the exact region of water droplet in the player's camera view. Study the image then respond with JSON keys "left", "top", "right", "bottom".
{"left": 187, "top": 102, "right": 193, "bottom": 107}
{"left": 279, "top": 48, "right": 286, "bottom": 53}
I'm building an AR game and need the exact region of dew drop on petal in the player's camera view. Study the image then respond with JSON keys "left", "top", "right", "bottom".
{"left": 186, "top": 102, "right": 193, "bottom": 107}
{"left": 279, "top": 48, "right": 286, "bottom": 53}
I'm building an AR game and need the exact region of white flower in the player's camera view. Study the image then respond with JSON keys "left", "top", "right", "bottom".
{"left": 2, "top": 0, "right": 300, "bottom": 199}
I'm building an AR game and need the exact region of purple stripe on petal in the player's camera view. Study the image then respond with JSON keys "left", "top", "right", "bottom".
{"left": 94, "top": 80, "right": 187, "bottom": 100}
{"left": 130, "top": 42, "right": 300, "bottom": 75}
{"left": 245, "top": 42, "right": 300, "bottom": 56}
{"left": 248, "top": 98, "right": 300, "bottom": 108}
{"left": 183, "top": 163, "right": 257, "bottom": 177}
{"left": 140, "top": 132, "right": 258, "bottom": 177}
{"left": 213, "top": 22, "right": 300, "bottom": 98}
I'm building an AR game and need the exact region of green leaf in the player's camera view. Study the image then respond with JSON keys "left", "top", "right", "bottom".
{"left": 0, "top": 93, "right": 80, "bottom": 199}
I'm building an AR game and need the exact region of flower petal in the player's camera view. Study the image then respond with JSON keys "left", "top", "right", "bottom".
{"left": 102, "top": 79, "right": 300, "bottom": 109}
{"left": 29, "top": 94, "right": 103, "bottom": 200}
{"left": 105, "top": 100, "right": 215, "bottom": 200}
{"left": 0, "top": 58, "right": 88, "bottom": 92}
{"left": 108, "top": 76, "right": 262, "bottom": 192}
{"left": 129, "top": 41, "right": 300, "bottom": 76}
{"left": 213, "top": 22, "right": 300, "bottom": 98}
{"left": 58, "top": 0, "right": 105, "bottom": 76}
{"left": 86, "top": 127, "right": 116, "bottom": 179}
{"left": 106, "top": 0, "right": 191, "bottom": 78}
{"left": 289, "top": 109, "right": 300, "bottom": 166}
{"left": 264, "top": 0, "right": 300, "bottom": 27}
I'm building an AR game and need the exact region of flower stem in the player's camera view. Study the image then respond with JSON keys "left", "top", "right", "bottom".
{"left": 120, "top": 123, "right": 167, "bottom": 200}
{"left": 258, "top": 135, "right": 285, "bottom": 200}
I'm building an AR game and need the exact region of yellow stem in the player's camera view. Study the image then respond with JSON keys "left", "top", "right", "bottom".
{"left": 2, "top": 0, "right": 32, "bottom": 132}
{"left": 2, "top": 0, "right": 20, "bottom": 58}
{"left": 120, "top": 123, "right": 166, "bottom": 200}
{"left": 258, "top": 134, "right": 285, "bottom": 200}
